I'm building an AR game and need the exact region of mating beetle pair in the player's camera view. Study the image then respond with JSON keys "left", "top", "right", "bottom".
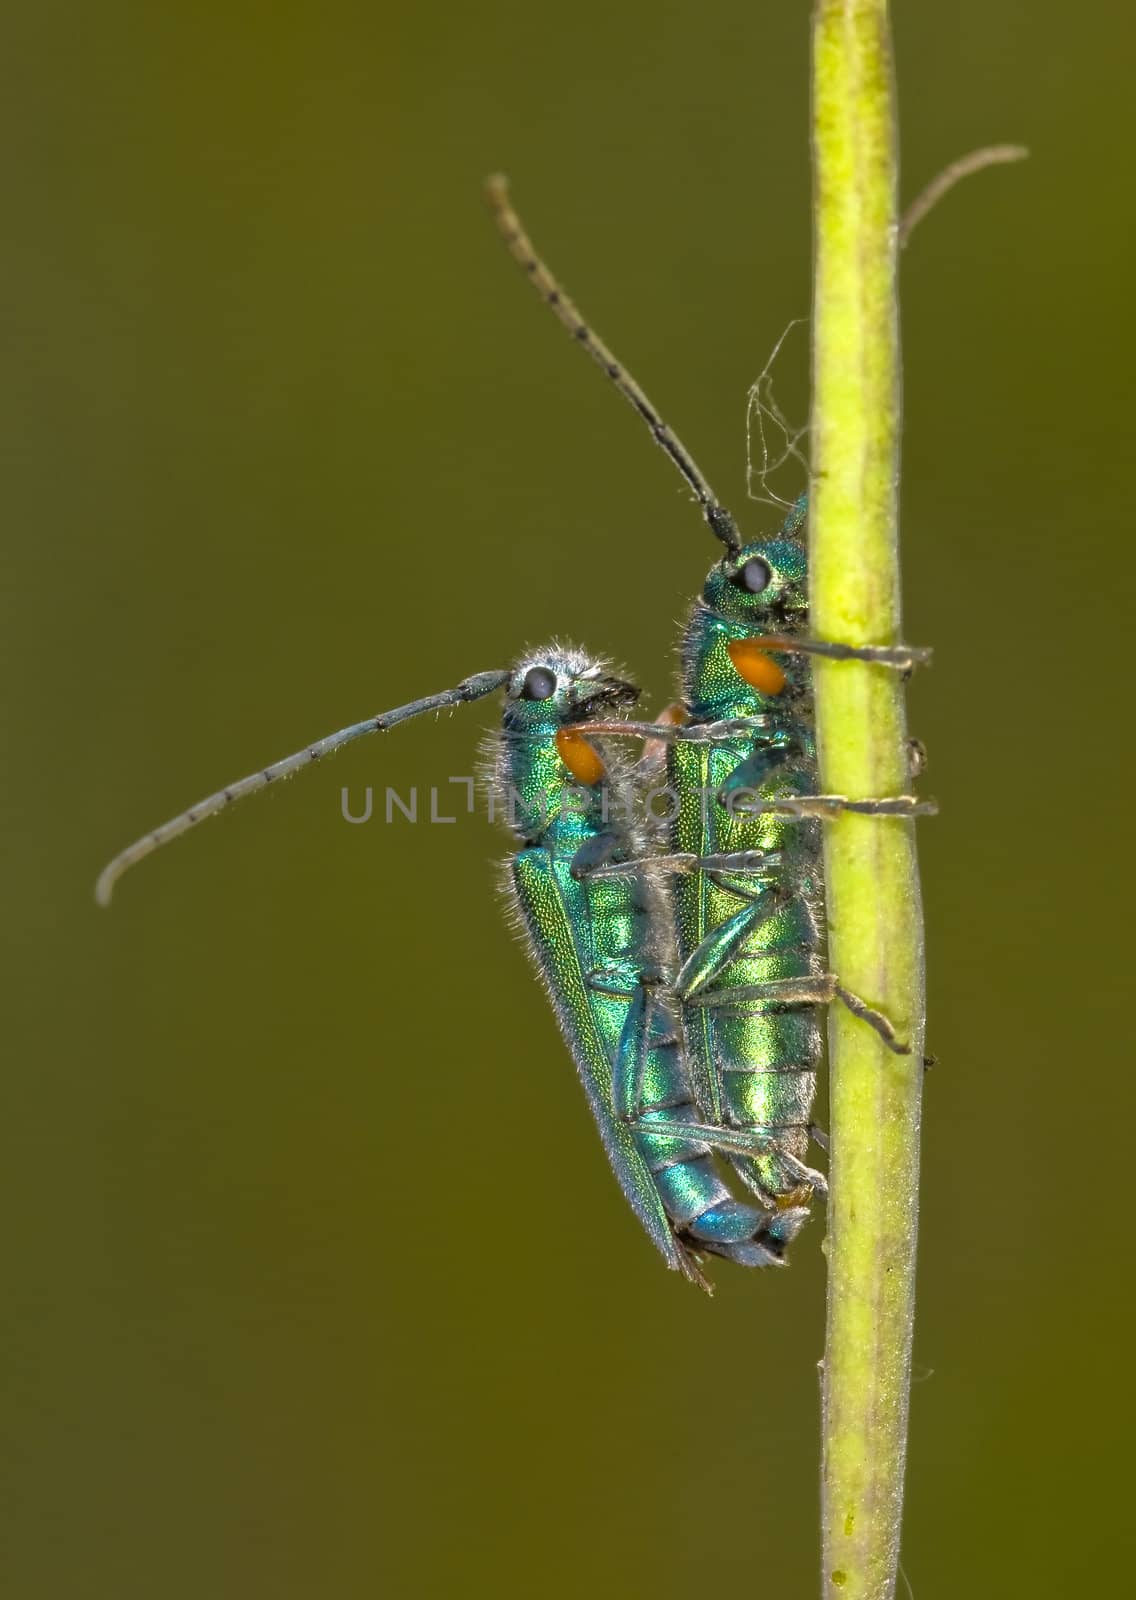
{"left": 98, "top": 182, "right": 931, "bottom": 1286}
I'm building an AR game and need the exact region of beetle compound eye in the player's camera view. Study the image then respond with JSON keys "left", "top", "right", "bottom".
{"left": 521, "top": 666, "right": 557, "bottom": 701}
{"left": 733, "top": 556, "right": 773, "bottom": 594}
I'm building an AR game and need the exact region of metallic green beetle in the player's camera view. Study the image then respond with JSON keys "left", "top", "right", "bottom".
{"left": 496, "top": 644, "right": 818, "bottom": 1280}
{"left": 653, "top": 503, "right": 928, "bottom": 1207}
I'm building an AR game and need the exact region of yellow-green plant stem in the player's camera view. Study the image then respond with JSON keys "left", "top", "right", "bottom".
{"left": 810, "top": 5, "right": 925, "bottom": 1598}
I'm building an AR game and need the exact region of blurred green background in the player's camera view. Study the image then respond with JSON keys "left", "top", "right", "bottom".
{"left": 5, "top": 3, "right": 1132, "bottom": 1595}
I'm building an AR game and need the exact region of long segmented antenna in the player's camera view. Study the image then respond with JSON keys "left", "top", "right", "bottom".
{"left": 95, "top": 669, "right": 510, "bottom": 906}
{"left": 485, "top": 175, "right": 742, "bottom": 556}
